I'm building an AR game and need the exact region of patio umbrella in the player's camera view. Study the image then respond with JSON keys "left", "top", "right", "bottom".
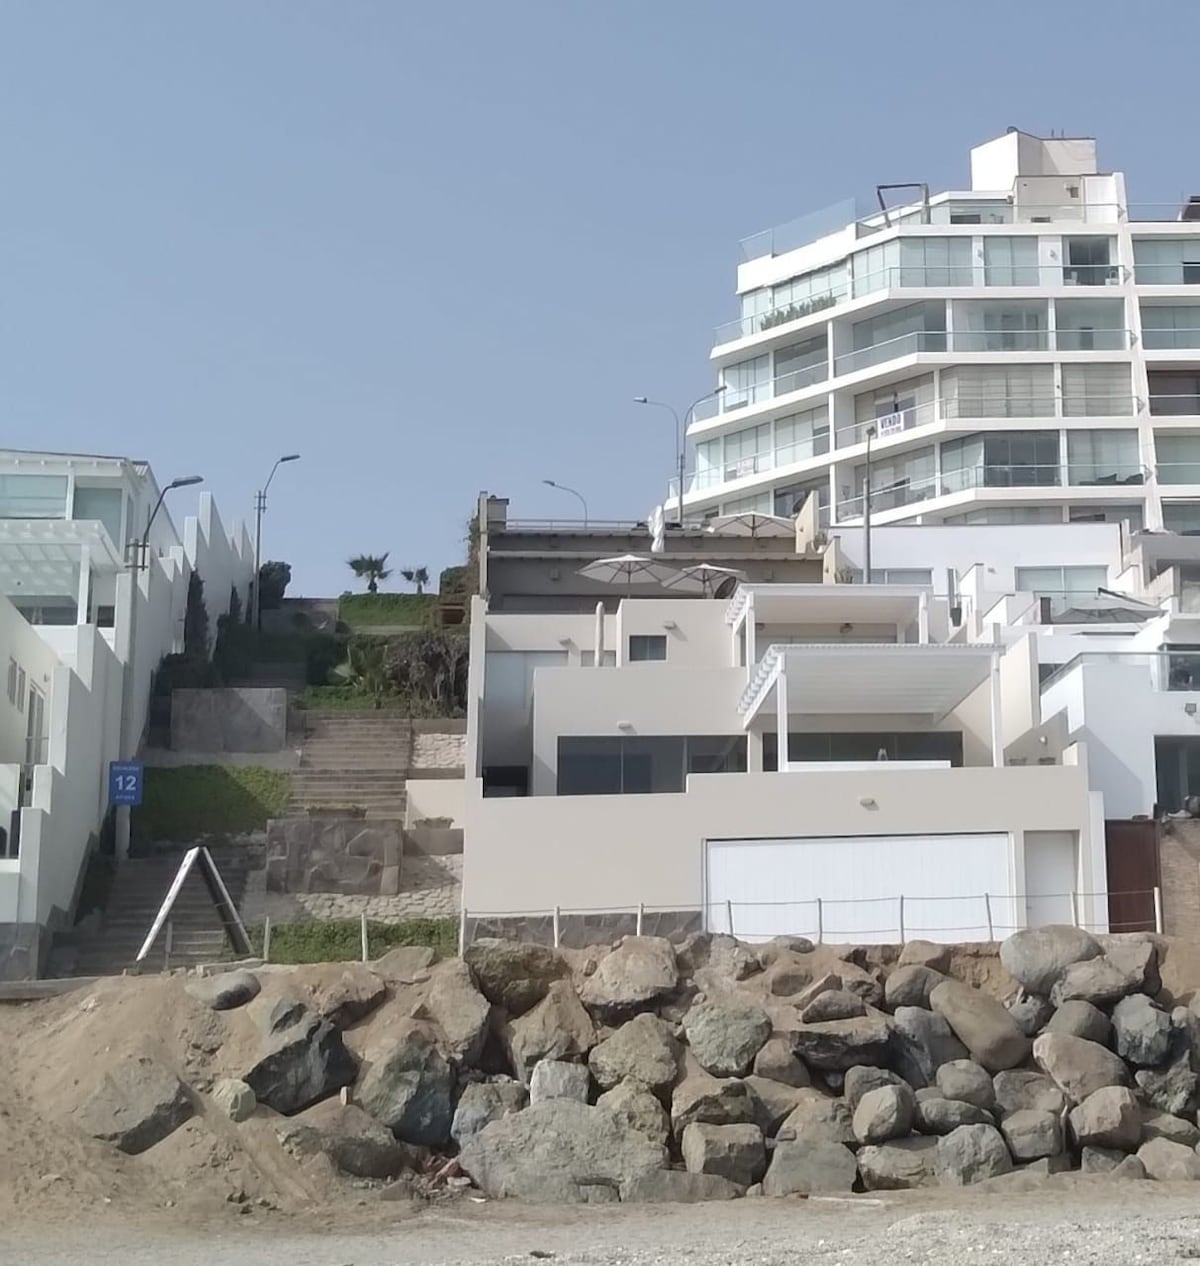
{"left": 577, "top": 553, "right": 685, "bottom": 594}
{"left": 666, "top": 563, "right": 749, "bottom": 597}
{"left": 705, "top": 512, "right": 796, "bottom": 539}
{"left": 1053, "top": 594, "right": 1159, "bottom": 624}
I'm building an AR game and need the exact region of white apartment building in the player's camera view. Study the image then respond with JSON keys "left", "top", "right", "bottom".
{"left": 671, "top": 128, "right": 1200, "bottom": 536}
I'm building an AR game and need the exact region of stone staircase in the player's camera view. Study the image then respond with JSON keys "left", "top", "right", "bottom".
{"left": 48, "top": 843, "right": 260, "bottom": 978}
{"left": 288, "top": 710, "right": 412, "bottom": 819}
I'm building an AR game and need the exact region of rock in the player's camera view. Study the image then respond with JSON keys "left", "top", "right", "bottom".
{"left": 75, "top": 1056, "right": 194, "bottom": 1155}
{"left": 701, "top": 935, "right": 761, "bottom": 984}
{"left": 756, "top": 936, "right": 814, "bottom": 969}
{"left": 579, "top": 937, "right": 678, "bottom": 1020}
{"left": 459, "top": 1100, "right": 666, "bottom": 1202}
{"left": 992, "top": 1070, "right": 1066, "bottom": 1120}
{"left": 839, "top": 964, "right": 886, "bottom": 1008}
{"left": 277, "top": 1100, "right": 411, "bottom": 1179}
{"left": 763, "top": 1141, "right": 857, "bottom": 1196}
{"left": 505, "top": 980, "right": 596, "bottom": 1083}
{"left": 1064, "top": 1089, "right": 1142, "bottom": 1151}
{"left": 937, "top": 1124, "right": 1014, "bottom": 1185}
{"left": 355, "top": 1021, "right": 453, "bottom": 1145}
{"left": 424, "top": 959, "right": 493, "bottom": 1066}
{"left": 1135, "top": 1049, "right": 1198, "bottom": 1117}
{"left": 670, "top": 1075, "right": 757, "bottom": 1132}
{"left": 1051, "top": 956, "right": 1139, "bottom": 1008}
{"left": 185, "top": 969, "right": 260, "bottom": 1012}
{"left": 844, "top": 1065, "right": 908, "bottom": 1113}
{"left": 857, "top": 1136, "right": 940, "bottom": 1189}
{"left": 210, "top": 1078, "right": 256, "bottom": 1123}
{"left": 801, "top": 990, "right": 866, "bottom": 1024}
{"left": 790, "top": 972, "right": 842, "bottom": 1007}
{"left": 311, "top": 964, "right": 388, "bottom": 1028}
{"left": 681, "top": 1122, "right": 765, "bottom": 1187}
{"left": 914, "top": 1097, "right": 993, "bottom": 1135}
{"left": 529, "top": 1059, "right": 590, "bottom": 1105}
{"left": 1000, "top": 925, "right": 1101, "bottom": 996}
{"left": 1000, "top": 1110, "right": 1063, "bottom": 1161}
{"left": 1172, "top": 1007, "right": 1200, "bottom": 1072}
{"left": 884, "top": 966, "right": 945, "bottom": 1011}
{"left": 1081, "top": 1145, "right": 1125, "bottom": 1174}
{"left": 589, "top": 1013, "right": 679, "bottom": 1093}
{"left": 775, "top": 1090, "right": 854, "bottom": 1147}
{"left": 1045, "top": 999, "right": 1113, "bottom": 1047}
{"left": 744, "top": 1076, "right": 809, "bottom": 1137}
{"left": 890, "top": 1007, "right": 968, "bottom": 1088}
{"left": 1111, "top": 995, "right": 1172, "bottom": 1068}
{"left": 930, "top": 981, "right": 1030, "bottom": 1073}
{"left": 853, "top": 1084, "right": 915, "bottom": 1145}
{"left": 752, "top": 1036, "right": 810, "bottom": 1088}
{"left": 244, "top": 1013, "right": 357, "bottom": 1116}
{"left": 463, "top": 939, "right": 569, "bottom": 1017}
{"left": 1032, "top": 1033, "right": 1130, "bottom": 1105}
{"left": 1140, "top": 1111, "right": 1200, "bottom": 1148}
{"left": 266, "top": 997, "right": 307, "bottom": 1035}
{"left": 1137, "top": 1137, "right": 1200, "bottom": 1181}
{"left": 1101, "top": 935, "right": 1160, "bottom": 996}
{"left": 1109, "top": 1155, "right": 1149, "bottom": 1180}
{"left": 596, "top": 1081, "right": 670, "bottom": 1147}
{"left": 373, "top": 944, "right": 436, "bottom": 984}
{"left": 620, "top": 1169, "right": 743, "bottom": 1202}
{"left": 450, "top": 1080, "right": 528, "bottom": 1145}
{"left": 683, "top": 1002, "right": 771, "bottom": 1077}
{"left": 936, "top": 1060, "right": 996, "bottom": 1110}
{"left": 792, "top": 1016, "right": 891, "bottom": 1071}
{"left": 1005, "top": 991, "right": 1054, "bottom": 1038}
{"left": 898, "top": 940, "right": 951, "bottom": 973}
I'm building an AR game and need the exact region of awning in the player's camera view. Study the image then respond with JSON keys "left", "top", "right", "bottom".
{"left": 0, "top": 520, "right": 124, "bottom": 594}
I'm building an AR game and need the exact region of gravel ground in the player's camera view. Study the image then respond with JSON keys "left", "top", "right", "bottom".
{"left": 7, "top": 1183, "right": 1200, "bottom": 1266}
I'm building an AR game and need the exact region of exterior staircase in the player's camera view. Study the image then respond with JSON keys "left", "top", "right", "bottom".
{"left": 288, "top": 710, "right": 412, "bottom": 819}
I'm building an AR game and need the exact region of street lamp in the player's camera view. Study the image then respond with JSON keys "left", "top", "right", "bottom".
{"left": 542, "top": 479, "right": 589, "bottom": 524}
{"left": 137, "top": 475, "right": 204, "bottom": 571}
{"left": 634, "top": 387, "right": 726, "bottom": 528}
{"left": 253, "top": 454, "right": 301, "bottom": 630}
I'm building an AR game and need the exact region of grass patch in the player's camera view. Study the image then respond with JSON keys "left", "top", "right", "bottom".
{"left": 134, "top": 766, "right": 293, "bottom": 842}
{"left": 248, "top": 917, "right": 459, "bottom": 963}
{"left": 339, "top": 593, "right": 436, "bottom": 627}
{"left": 297, "top": 684, "right": 407, "bottom": 711}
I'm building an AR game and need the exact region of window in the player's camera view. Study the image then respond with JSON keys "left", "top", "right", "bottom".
{"left": 850, "top": 301, "right": 945, "bottom": 352}
{"left": 628, "top": 635, "right": 667, "bottom": 662}
{"left": 1067, "top": 430, "right": 1142, "bottom": 485}
{"left": 557, "top": 735, "right": 747, "bottom": 795}
{"left": 898, "top": 237, "right": 973, "bottom": 287}
{"left": 775, "top": 407, "right": 829, "bottom": 466}
{"left": 941, "top": 364, "right": 1055, "bottom": 419}
{"left": 1156, "top": 434, "right": 1200, "bottom": 485}
{"left": 1063, "top": 237, "right": 1116, "bottom": 286}
{"left": 0, "top": 474, "right": 68, "bottom": 519}
{"left": 694, "top": 439, "right": 722, "bottom": 488}
{"left": 764, "top": 730, "right": 962, "bottom": 770}
{"left": 773, "top": 336, "right": 826, "bottom": 393}
{"left": 1069, "top": 504, "right": 1144, "bottom": 530}
{"left": 953, "top": 301, "right": 1048, "bottom": 351}
{"left": 721, "top": 355, "right": 769, "bottom": 410}
{"left": 1165, "top": 503, "right": 1200, "bottom": 535}
{"left": 1134, "top": 238, "right": 1200, "bottom": 285}
{"left": 942, "top": 506, "right": 1062, "bottom": 526}
{"left": 1149, "top": 372, "right": 1200, "bottom": 416}
{"left": 721, "top": 492, "right": 772, "bottom": 515}
{"left": 984, "top": 237, "right": 1040, "bottom": 286}
{"left": 1061, "top": 363, "right": 1133, "bottom": 417}
{"left": 72, "top": 486, "right": 124, "bottom": 548}
{"left": 16, "top": 668, "right": 25, "bottom": 711}
{"left": 768, "top": 263, "right": 847, "bottom": 323}
{"left": 1141, "top": 305, "right": 1200, "bottom": 351}
{"left": 851, "top": 445, "right": 935, "bottom": 513}
{"left": 1016, "top": 565, "right": 1108, "bottom": 614}
{"left": 1056, "top": 299, "right": 1125, "bottom": 351}
{"left": 5, "top": 658, "right": 17, "bottom": 707}
{"left": 942, "top": 433, "right": 1060, "bottom": 493}
{"left": 774, "top": 479, "right": 826, "bottom": 519}
{"left": 722, "top": 424, "right": 771, "bottom": 480}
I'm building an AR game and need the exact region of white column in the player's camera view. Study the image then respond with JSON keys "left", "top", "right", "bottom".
{"left": 990, "top": 652, "right": 1004, "bottom": 768}
{"left": 918, "top": 590, "right": 929, "bottom": 644}
{"left": 745, "top": 592, "right": 757, "bottom": 669}
{"left": 775, "top": 661, "right": 790, "bottom": 773}
{"left": 76, "top": 544, "right": 90, "bottom": 625}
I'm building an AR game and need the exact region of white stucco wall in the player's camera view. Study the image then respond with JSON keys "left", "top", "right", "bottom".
{"left": 182, "top": 492, "right": 253, "bottom": 647}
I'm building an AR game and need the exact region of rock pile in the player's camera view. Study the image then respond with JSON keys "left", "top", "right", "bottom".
{"left": 69, "top": 927, "right": 1200, "bottom": 1202}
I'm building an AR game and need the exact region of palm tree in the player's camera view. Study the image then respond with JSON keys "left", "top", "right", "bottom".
{"left": 348, "top": 553, "right": 391, "bottom": 594}
{"left": 401, "top": 565, "right": 430, "bottom": 595}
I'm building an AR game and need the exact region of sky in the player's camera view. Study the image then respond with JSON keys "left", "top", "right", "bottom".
{"left": 3, "top": 0, "right": 1200, "bottom": 596}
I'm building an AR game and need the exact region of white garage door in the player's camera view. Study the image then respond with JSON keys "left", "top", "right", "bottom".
{"left": 705, "top": 833, "right": 1011, "bottom": 944}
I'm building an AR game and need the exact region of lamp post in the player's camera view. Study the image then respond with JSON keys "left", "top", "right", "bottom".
{"left": 542, "top": 479, "right": 588, "bottom": 524}
{"left": 253, "top": 454, "right": 300, "bottom": 630}
{"left": 863, "top": 426, "right": 876, "bottom": 583}
{"left": 115, "top": 473, "right": 203, "bottom": 860}
{"left": 634, "top": 387, "right": 726, "bottom": 528}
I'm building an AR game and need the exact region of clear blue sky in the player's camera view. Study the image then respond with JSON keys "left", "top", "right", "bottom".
{"left": 3, "top": 1, "right": 1198, "bottom": 595}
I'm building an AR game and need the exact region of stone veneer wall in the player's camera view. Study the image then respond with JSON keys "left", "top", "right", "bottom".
{"left": 411, "top": 731, "right": 466, "bottom": 769}
{"left": 1159, "top": 819, "right": 1200, "bottom": 940}
{"left": 265, "top": 816, "right": 402, "bottom": 897}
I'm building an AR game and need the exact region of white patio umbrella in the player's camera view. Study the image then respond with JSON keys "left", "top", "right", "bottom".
{"left": 1053, "top": 593, "right": 1160, "bottom": 624}
{"left": 577, "top": 553, "right": 685, "bottom": 594}
{"left": 666, "top": 563, "right": 749, "bottom": 597}
{"left": 705, "top": 512, "right": 796, "bottom": 539}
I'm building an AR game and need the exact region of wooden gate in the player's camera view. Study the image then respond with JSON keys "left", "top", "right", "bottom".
{"left": 1104, "top": 819, "right": 1159, "bottom": 933}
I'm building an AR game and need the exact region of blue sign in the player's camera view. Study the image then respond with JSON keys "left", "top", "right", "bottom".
{"left": 108, "top": 761, "right": 144, "bottom": 807}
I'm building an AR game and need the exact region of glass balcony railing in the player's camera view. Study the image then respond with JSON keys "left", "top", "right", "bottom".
{"left": 714, "top": 290, "right": 844, "bottom": 346}
{"left": 669, "top": 439, "right": 832, "bottom": 498}
{"left": 941, "top": 464, "right": 1063, "bottom": 494}
{"left": 940, "top": 395, "right": 1060, "bottom": 420}
{"left": 835, "top": 331, "right": 948, "bottom": 376}
{"left": 835, "top": 329, "right": 1131, "bottom": 376}
{"left": 1041, "top": 651, "right": 1200, "bottom": 692}
{"left": 1143, "top": 328, "right": 1200, "bottom": 350}
{"left": 1068, "top": 463, "right": 1146, "bottom": 487}
{"left": 1134, "top": 265, "right": 1200, "bottom": 286}
{"left": 1150, "top": 394, "right": 1200, "bottom": 416}
{"left": 1158, "top": 462, "right": 1200, "bottom": 485}
{"left": 698, "top": 363, "right": 829, "bottom": 420}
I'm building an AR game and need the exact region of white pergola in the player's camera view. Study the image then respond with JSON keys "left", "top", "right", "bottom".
{"left": 0, "top": 520, "right": 124, "bottom": 622}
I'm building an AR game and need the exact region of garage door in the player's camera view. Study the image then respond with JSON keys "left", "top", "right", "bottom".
{"left": 705, "top": 833, "right": 1012, "bottom": 944}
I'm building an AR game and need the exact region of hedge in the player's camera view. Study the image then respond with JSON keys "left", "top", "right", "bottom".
{"left": 133, "top": 766, "right": 293, "bottom": 842}
{"left": 339, "top": 593, "right": 436, "bottom": 627}
{"left": 248, "top": 917, "right": 458, "bottom": 963}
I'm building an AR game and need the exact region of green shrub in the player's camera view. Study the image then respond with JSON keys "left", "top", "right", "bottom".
{"left": 438, "top": 565, "right": 467, "bottom": 594}
{"left": 133, "top": 766, "right": 293, "bottom": 842}
{"left": 248, "top": 917, "right": 459, "bottom": 963}
{"left": 339, "top": 593, "right": 436, "bottom": 627}
{"left": 153, "top": 653, "right": 221, "bottom": 697}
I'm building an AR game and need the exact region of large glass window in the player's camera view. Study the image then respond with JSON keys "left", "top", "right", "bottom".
{"left": 1157, "top": 434, "right": 1200, "bottom": 484}
{"left": 768, "top": 263, "right": 847, "bottom": 324}
{"left": 721, "top": 491, "right": 772, "bottom": 514}
{"left": 1067, "top": 431, "right": 1142, "bottom": 486}
{"left": 72, "top": 486, "right": 124, "bottom": 548}
{"left": 1141, "top": 305, "right": 1200, "bottom": 350}
{"left": 1061, "top": 364, "right": 1134, "bottom": 417}
{"left": 628, "top": 634, "right": 667, "bottom": 662}
{"left": 953, "top": 301, "right": 1048, "bottom": 351}
{"left": 1015, "top": 565, "right": 1108, "bottom": 614}
{"left": 942, "top": 432, "right": 1060, "bottom": 493}
{"left": 1134, "top": 238, "right": 1200, "bottom": 285}
{"left": 851, "top": 241, "right": 899, "bottom": 297}
{"left": 940, "top": 364, "right": 1055, "bottom": 419}
{"left": 774, "top": 407, "right": 829, "bottom": 466}
{"left": 765, "top": 730, "right": 962, "bottom": 770}
{"left": 0, "top": 474, "right": 68, "bottom": 519}
{"left": 851, "top": 445, "right": 935, "bottom": 513}
{"left": 1063, "top": 237, "right": 1117, "bottom": 286}
{"left": 842, "top": 302, "right": 945, "bottom": 373}
{"left": 984, "top": 237, "right": 1040, "bottom": 285}
{"left": 1149, "top": 372, "right": 1200, "bottom": 416}
{"left": 557, "top": 735, "right": 747, "bottom": 795}
{"left": 694, "top": 439, "right": 722, "bottom": 489}
{"left": 721, "top": 355, "right": 770, "bottom": 410}
{"left": 774, "top": 479, "right": 827, "bottom": 519}
{"left": 942, "top": 506, "right": 1062, "bottom": 525}
{"left": 773, "top": 336, "right": 827, "bottom": 393}
{"left": 1056, "top": 298, "right": 1126, "bottom": 351}
{"left": 1165, "top": 504, "right": 1200, "bottom": 534}
{"left": 723, "top": 423, "right": 771, "bottom": 479}
{"left": 898, "top": 237, "right": 973, "bottom": 287}
{"left": 1069, "top": 504, "right": 1144, "bottom": 530}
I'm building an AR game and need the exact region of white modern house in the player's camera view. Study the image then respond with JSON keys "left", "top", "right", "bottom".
{"left": 0, "top": 449, "right": 252, "bottom": 977}
{"left": 670, "top": 128, "right": 1200, "bottom": 537}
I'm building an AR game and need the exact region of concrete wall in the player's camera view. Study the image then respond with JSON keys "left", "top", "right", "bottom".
{"left": 0, "top": 594, "right": 58, "bottom": 771}
{"left": 182, "top": 492, "right": 253, "bottom": 649}
{"left": 265, "top": 815, "right": 402, "bottom": 896}
{"left": 170, "top": 688, "right": 288, "bottom": 753}
{"left": 404, "top": 778, "right": 465, "bottom": 829}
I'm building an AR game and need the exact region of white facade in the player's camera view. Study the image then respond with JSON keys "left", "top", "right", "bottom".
{"left": 669, "top": 130, "right": 1200, "bottom": 538}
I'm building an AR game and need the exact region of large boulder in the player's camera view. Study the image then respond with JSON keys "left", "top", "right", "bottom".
{"left": 801, "top": 990, "right": 866, "bottom": 1023}
{"left": 373, "top": 944, "right": 436, "bottom": 984}
{"left": 890, "top": 1006, "right": 968, "bottom": 1088}
{"left": 463, "top": 939, "right": 569, "bottom": 1016}
{"left": 857, "top": 1136, "right": 939, "bottom": 1189}
{"left": 898, "top": 940, "right": 951, "bottom": 973}
{"left": 355, "top": 1021, "right": 453, "bottom": 1145}
{"left": 1136, "top": 1050, "right": 1198, "bottom": 1117}
{"left": 753, "top": 1036, "right": 810, "bottom": 1088}
{"left": 852, "top": 1084, "right": 915, "bottom": 1145}
{"left": 309, "top": 964, "right": 388, "bottom": 1028}
{"left": 596, "top": 1081, "right": 670, "bottom": 1148}
{"left": 424, "top": 959, "right": 493, "bottom": 1066}
{"left": 937, "top": 1124, "right": 1014, "bottom": 1185}
{"left": 999, "top": 1110, "right": 1062, "bottom": 1161}
{"left": 277, "top": 1100, "right": 411, "bottom": 1179}
{"left": 505, "top": 980, "right": 596, "bottom": 1083}
{"left": 936, "top": 1060, "right": 996, "bottom": 1110}
{"left": 210, "top": 1078, "right": 256, "bottom": 1123}
{"left": 790, "top": 972, "right": 842, "bottom": 1007}
{"left": 930, "top": 981, "right": 1030, "bottom": 1073}
{"left": 992, "top": 1070, "right": 1066, "bottom": 1120}
{"left": 792, "top": 1016, "right": 891, "bottom": 1071}
{"left": 185, "top": 969, "right": 260, "bottom": 1012}
{"left": 620, "top": 1170, "right": 743, "bottom": 1203}
{"left": 1051, "top": 956, "right": 1140, "bottom": 1008}
{"left": 1000, "top": 926, "right": 1100, "bottom": 995}
{"left": 1141, "top": 1111, "right": 1200, "bottom": 1148}
{"left": 75, "top": 1055, "right": 194, "bottom": 1155}
{"left": 744, "top": 1076, "right": 810, "bottom": 1137}
{"left": 682, "top": 1001, "right": 771, "bottom": 1077}
{"left": 1032, "top": 1033, "right": 1130, "bottom": 1105}
{"left": 1101, "top": 936, "right": 1160, "bottom": 996}
{"left": 914, "top": 1097, "right": 993, "bottom": 1135}
{"left": 884, "top": 966, "right": 945, "bottom": 1011}
{"left": 763, "top": 1141, "right": 857, "bottom": 1196}
{"left": 844, "top": 1065, "right": 907, "bottom": 1113}
{"left": 775, "top": 1090, "right": 855, "bottom": 1147}
{"left": 1045, "top": 999, "right": 1113, "bottom": 1047}
{"left": 580, "top": 937, "right": 678, "bottom": 1020}
{"left": 1005, "top": 991, "right": 1054, "bottom": 1038}
{"left": 1111, "top": 995, "right": 1172, "bottom": 1068}
{"left": 1137, "top": 1137, "right": 1200, "bottom": 1181}
{"left": 244, "top": 1013, "right": 357, "bottom": 1116}
{"left": 529, "top": 1059, "right": 590, "bottom": 1106}
{"left": 670, "top": 1075, "right": 757, "bottom": 1132}
{"left": 459, "top": 1100, "right": 667, "bottom": 1202}
{"left": 681, "top": 1122, "right": 765, "bottom": 1188}
{"left": 1068, "top": 1086, "right": 1141, "bottom": 1151}
{"left": 589, "top": 1013, "right": 680, "bottom": 1093}
{"left": 451, "top": 1079, "right": 528, "bottom": 1145}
